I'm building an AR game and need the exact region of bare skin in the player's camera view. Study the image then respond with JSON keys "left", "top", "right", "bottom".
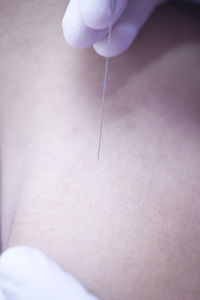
{"left": 0, "top": 1, "right": 200, "bottom": 299}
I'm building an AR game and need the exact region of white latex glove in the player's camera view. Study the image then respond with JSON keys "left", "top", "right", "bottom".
{"left": 0, "top": 247, "right": 99, "bottom": 300}
{"left": 62, "top": 0, "right": 166, "bottom": 57}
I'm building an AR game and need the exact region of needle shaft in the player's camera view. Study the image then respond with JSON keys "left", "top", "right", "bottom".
{"left": 97, "top": 22, "right": 113, "bottom": 160}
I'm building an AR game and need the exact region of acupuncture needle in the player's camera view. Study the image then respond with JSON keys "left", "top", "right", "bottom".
{"left": 97, "top": 0, "right": 116, "bottom": 160}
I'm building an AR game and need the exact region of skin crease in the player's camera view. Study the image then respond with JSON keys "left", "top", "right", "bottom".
{"left": 0, "top": 0, "right": 200, "bottom": 299}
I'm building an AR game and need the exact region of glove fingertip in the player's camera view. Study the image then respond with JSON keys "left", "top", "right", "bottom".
{"left": 80, "top": 0, "right": 129, "bottom": 30}
{"left": 93, "top": 25, "right": 138, "bottom": 58}
{"left": 80, "top": 0, "right": 109, "bottom": 30}
{"left": 62, "top": 1, "right": 85, "bottom": 48}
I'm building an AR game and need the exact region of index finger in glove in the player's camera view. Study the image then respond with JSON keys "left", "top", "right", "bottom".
{"left": 62, "top": 0, "right": 108, "bottom": 48}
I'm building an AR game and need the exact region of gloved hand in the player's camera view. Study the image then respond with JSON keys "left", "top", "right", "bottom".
{"left": 62, "top": 0, "right": 166, "bottom": 57}
{"left": 0, "top": 247, "right": 99, "bottom": 300}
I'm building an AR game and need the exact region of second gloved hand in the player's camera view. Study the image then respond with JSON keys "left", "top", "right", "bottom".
{"left": 62, "top": 0, "right": 166, "bottom": 57}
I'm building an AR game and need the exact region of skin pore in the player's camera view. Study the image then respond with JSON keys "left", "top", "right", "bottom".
{"left": 0, "top": 0, "right": 200, "bottom": 299}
